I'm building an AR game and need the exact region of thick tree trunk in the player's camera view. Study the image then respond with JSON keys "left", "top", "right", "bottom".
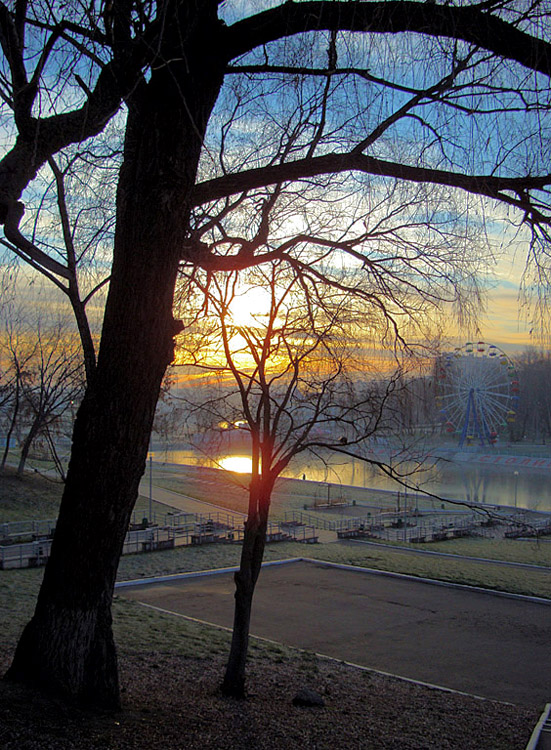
{"left": 6, "top": 189, "right": 182, "bottom": 705}
{"left": 222, "top": 479, "right": 273, "bottom": 698}
{"left": 5, "top": 6, "right": 226, "bottom": 707}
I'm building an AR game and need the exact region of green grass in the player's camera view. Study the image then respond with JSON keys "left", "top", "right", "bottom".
{"left": 303, "top": 542, "right": 551, "bottom": 599}
{"left": 375, "top": 536, "right": 551, "bottom": 566}
{"left": 0, "top": 469, "right": 64, "bottom": 522}
{"left": 0, "top": 566, "right": 291, "bottom": 666}
{"left": 112, "top": 595, "right": 292, "bottom": 663}
{"left": 1, "top": 469, "right": 550, "bottom": 668}
{"left": 0, "top": 567, "right": 44, "bottom": 642}
{"left": 112, "top": 596, "right": 232, "bottom": 657}
{"left": 0, "top": 468, "right": 174, "bottom": 526}
{"left": 116, "top": 535, "right": 319, "bottom": 582}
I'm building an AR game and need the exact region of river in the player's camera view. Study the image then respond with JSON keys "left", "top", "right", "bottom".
{"left": 151, "top": 441, "right": 551, "bottom": 513}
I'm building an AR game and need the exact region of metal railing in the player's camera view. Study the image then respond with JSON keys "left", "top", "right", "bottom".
{"left": 334, "top": 512, "right": 496, "bottom": 544}
{"left": 286, "top": 524, "right": 318, "bottom": 543}
{"left": 284, "top": 510, "right": 339, "bottom": 531}
{"left": 0, "top": 538, "right": 52, "bottom": 569}
{"left": 0, "top": 518, "right": 56, "bottom": 540}
{"left": 1, "top": 509, "right": 317, "bottom": 569}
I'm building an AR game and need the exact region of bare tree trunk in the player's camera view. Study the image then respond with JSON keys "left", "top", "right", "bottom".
{"left": 44, "top": 427, "right": 66, "bottom": 482}
{"left": 0, "top": 380, "right": 19, "bottom": 471}
{"left": 5, "top": 8, "right": 225, "bottom": 706}
{"left": 68, "top": 290, "right": 97, "bottom": 384}
{"left": 222, "top": 515, "right": 267, "bottom": 698}
{"left": 16, "top": 417, "right": 41, "bottom": 477}
{"left": 222, "top": 480, "right": 272, "bottom": 698}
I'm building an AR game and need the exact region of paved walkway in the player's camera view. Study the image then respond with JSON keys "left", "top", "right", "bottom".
{"left": 138, "top": 481, "right": 242, "bottom": 517}
{"left": 121, "top": 559, "right": 551, "bottom": 706}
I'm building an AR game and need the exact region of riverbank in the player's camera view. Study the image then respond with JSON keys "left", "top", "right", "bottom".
{"left": 150, "top": 438, "right": 551, "bottom": 511}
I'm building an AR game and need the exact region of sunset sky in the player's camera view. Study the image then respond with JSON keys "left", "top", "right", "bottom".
{"left": 3, "top": 240, "right": 540, "bottom": 365}
{"left": 1, "top": 1, "right": 547, "bottom": 365}
{"left": 477, "top": 255, "right": 534, "bottom": 353}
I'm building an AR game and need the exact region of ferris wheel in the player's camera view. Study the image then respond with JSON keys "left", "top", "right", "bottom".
{"left": 435, "top": 341, "right": 520, "bottom": 448}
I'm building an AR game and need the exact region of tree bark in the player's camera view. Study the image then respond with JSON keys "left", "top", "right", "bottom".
{"left": 0, "top": 379, "right": 19, "bottom": 472}
{"left": 16, "top": 416, "right": 41, "bottom": 477}
{"left": 222, "top": 479, "right": 272, "bottom": 698}
{"left": 5, "top": 5, "right": 226, "bottom": 707}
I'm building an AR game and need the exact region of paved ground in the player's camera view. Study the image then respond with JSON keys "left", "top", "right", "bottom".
{"left": 120, "top": 559, "right": 551, "bottom": 707}
{"left": 138, "top": 481, "right": 236, "bottom": 516}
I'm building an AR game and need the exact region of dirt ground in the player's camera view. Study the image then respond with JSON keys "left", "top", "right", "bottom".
{"left": 119, "top": 559, "right": 551, "bottom": 707}
{"left": 0, "top": 647, "right": 540, "bottom": 750}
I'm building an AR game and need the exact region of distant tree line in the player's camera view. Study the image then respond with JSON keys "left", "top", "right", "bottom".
{"left": 511, "top": 350, "right": 551, "bottom": 444}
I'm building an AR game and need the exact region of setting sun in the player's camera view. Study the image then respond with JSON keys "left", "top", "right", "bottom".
{"left": 229, "top": 286, "right": 272, "bottom": 327}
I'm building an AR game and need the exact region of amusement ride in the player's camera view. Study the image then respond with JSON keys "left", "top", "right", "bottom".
{"left": 436, "top": 341, "right": 520, "bottom": 448}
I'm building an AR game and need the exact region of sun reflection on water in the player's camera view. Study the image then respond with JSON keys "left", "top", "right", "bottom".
{"left": 219, "top": 455, "right": 253, "bottom": 473}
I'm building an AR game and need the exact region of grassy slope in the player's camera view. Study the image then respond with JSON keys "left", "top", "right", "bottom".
{"left": 0, "top": 468, "right": 64, "bottom": 522}
{"left": 1, "top": 470, "right": 550, "bottom": 664}
{"left": 0, "top": 467, "right": 173, "bottom": 524}
{"left": 379, "top": 535, "right": 551, "bottom": 566}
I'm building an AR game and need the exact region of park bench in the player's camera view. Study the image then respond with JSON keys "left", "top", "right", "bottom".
{"left": 190, "top": 533, "right": 218, "bottom": 545}
{"left": 141, "top": 538, "right": 174, "bottom": 552}
{"left": 337, "top": 528, "right": 360, "bottom": 538}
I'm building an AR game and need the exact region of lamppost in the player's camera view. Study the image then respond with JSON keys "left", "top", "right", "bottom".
{"left": 148, "top": 438, "right": 153, "bottom": 523}
{"left": 404, "top": 484, "right": 408, "bottom": 543}
{"left": 513, "top": 470, "right": 519, "bottom": 508}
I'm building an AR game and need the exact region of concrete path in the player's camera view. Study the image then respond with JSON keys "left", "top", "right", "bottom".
{"left": 121, "top": 559, "right": 551, "bottom": 707}
{"left": 138, "top": 481, "right": 244, "bottom": 517}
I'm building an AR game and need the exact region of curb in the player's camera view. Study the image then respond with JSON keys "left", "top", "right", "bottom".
{"left": 117, "top": 555, "right": 551, "bottom": 605}
{"left": 115, "top": 557, "right": 303, "bottom": 589}
{"left": 525, "top": 703, "right": 551, "bottom": 750}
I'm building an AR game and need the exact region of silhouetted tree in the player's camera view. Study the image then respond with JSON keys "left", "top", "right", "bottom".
{"left": 177, "top": 259, "right": 407, "bottom": 695}
{"left": 1, "top": 1, "right": 550, "bottom": 707}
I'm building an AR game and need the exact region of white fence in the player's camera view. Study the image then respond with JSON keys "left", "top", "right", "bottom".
{"left": 0, "top": 538, "right": 53, "bottom": 569}
{"left": 1, "top": 511, "right": 318, "bottom": 569}
{"left": 285, "top": 509, "right": 498, "bottom": 544}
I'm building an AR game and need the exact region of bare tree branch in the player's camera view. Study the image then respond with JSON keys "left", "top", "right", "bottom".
{"left": 192, "top": 152, "right": 551, "bottom": 228}
{"left": 225, "top": 2, "right": 551, "bottom": 78}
